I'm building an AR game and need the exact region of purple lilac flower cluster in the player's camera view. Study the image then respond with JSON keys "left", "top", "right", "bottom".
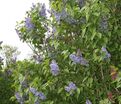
{"left": 25, "top": 17, "right": 34, "bottom": 30}
{"left": 29, "top": 87, "right": 46, "bottom": 100}
{"left": 15, "top": 92, "right": 24, "bottom": 104}
{"left": 51, "top": 9, "right": 77, "bottom": 24}
{"left": 39, "top": 3, "right": 46, "bottom": 17}
{"left": 65, "top": 82, "right": 77, "bottom": 92}
{"left": 101, "top": 47, "right": 111, "bottom": 59}
{"left": 86, "top": 99, "right": 92, "bottom": 104}
{"left": 50, "top": 60, "right": 59, "bottom": 76}
{"left": 69, "top": 53, "right": 89, "bottom": 66}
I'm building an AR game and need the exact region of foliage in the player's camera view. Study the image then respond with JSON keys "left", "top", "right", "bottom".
{"left": 0, "top": 66, "right": 16, "bottom": 104}
{"left": 14, "top": 0, "right": 121, "bottom": 104}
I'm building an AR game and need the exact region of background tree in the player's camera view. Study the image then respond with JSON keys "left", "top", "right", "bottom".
{"left": 0, "top": 45, "right": 20, "bottom": 67}
{"left": 0, "top": 43, "right": 17, "bottom": 104}
{"left": 0, "top": 41, "right": 3, "bottom": 69}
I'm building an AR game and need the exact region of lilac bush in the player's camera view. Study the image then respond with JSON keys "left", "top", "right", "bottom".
{"left": 13, "top": 0, "right": 121, "bottom": 104}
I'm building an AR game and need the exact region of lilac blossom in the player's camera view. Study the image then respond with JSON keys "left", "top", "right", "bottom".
{"left": 15, "top": 92, "right": 21, "bottom": 101}
{"left": 50, "top": 60, "right": 59, "bottom": 76}
{"left": 51, "top": 9, "right": 66, "bottom": 23}
{"left": 86, "top": 99, "right": 92, "bottom": 104}
{"left": 40, "top": 3, "right": 46, "bottom": 17}
{"left": 101, "top": 47, "right": 111, "bottom": 59}
{"left": 69, "top": 54, "right": 89, "bottom": 66}
{"left": 102, "top": 47, "right": 107, "bottom": 52}
{"left": 15, "top": 92, "right": 23, "bottom": 104}
{"left": 29, "top": 87, "right": 38, "bottom": 95}
{"left": 25, "top": 17, "right": 34, "bottom": 30}
{"left": 65, "top": 82, "right": 77, "bottom": 92}
{"left": 65, "top": 86, "right": 71, "bottom": 92}
{"left": 51, "top": 9, "right": 78, "bottom": 24}
{"left": 29, "top": 87, "right": 46, "bottom": 100}
{"left": 70, "top": 54, "right": 82, "bottom": 63}
{"left": 38, "top": 92, "right": 46, "bottom": 100}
